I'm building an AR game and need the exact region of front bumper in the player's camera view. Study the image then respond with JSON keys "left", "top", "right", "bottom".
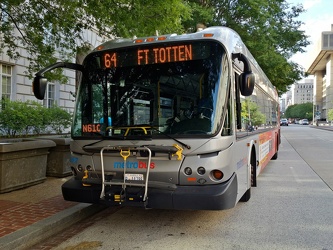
{"left": 62, "top": 173, "right": 238, "bottom": 210}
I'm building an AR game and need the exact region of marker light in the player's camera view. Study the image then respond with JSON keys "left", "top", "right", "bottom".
{"left": 146, "top": 37, "right": 155, "bottom": 42}
{"left": 187, "top": 177, "right": 196, "bottom": 182}
{"left": 203, "top": 33, "right": 214, "bottom": 38}
{"left": 134, "top": 39, "right": 144, "bottom": 43}
{"left": 211, "top": 170, "right": 223, "bottom": 180}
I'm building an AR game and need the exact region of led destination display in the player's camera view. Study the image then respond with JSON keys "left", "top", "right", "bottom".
{"left": 101, "top": 42, "right": 211, "bottom": 68}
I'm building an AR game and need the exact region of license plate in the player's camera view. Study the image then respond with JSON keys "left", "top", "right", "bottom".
{"left": 125, "top": 173, "right": 144, "bottom": 181}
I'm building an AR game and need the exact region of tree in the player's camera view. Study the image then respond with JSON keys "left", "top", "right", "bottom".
{"left": 327, "top": 109, "right": 333, "bottom": 122}
{"left": 285, "top": 102, "right": 313, "bottom": 120}
{"left": 203, "top": 0, "right": 309, "bottom": 95}
{"left": 1, "top": 0, "right": 309, "bottom": 94}
{"left": 1, "top": 0, "right": 192, "bottom": 80}
{"left": 241, "top": 99, "right": 266, "bottom": 127}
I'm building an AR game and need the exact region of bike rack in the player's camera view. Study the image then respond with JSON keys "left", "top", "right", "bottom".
{"left": 99, "top": 146, "right": 152, "bottom": 203}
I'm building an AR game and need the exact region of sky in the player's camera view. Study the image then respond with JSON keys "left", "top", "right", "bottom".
{"left": 287, "top": 0, "right": 333, "bottom": 71}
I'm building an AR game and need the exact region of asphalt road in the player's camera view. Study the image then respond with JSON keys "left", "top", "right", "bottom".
{"left": 53, "top": 126, "right": 333, "bottom": 250}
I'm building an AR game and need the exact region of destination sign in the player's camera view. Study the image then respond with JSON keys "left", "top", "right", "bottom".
{"left": 101, "top": 42, "right": 210, "bottom": 68}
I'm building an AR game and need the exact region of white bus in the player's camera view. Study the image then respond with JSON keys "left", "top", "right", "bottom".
{"left": 33, "top": 26, "right": 280, "bottom": 210}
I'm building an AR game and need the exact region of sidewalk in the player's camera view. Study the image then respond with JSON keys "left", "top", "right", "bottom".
{"left": 311, "top": 124, "right": 333, "bottom": 131}
{"left": 0, "top": 177, "right": 106, "bottom": 250}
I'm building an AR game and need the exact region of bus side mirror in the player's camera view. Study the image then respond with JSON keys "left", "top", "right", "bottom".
{"left": 240, "top": 72, "right": 255, "bottom": 96}
{"left": 32, "top": 75, "right": 48, "bottom": 100}
{"left": 232, "top": 52, "right": 255, "bottom": 96}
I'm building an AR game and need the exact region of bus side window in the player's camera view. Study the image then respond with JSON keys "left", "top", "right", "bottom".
{"left": 222, "top": 87, "right": 234, "bottom": 136}
{"left": 235, "top": 72, "right": 242, "bottom": 130}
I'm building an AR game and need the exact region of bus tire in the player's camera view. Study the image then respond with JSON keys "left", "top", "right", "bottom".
{"left": 240, "top": 187, "right": 251, "bottom": 202}
{"left": 248, "top": 147, "right": 257, "bottom": 187}
{"left": 272, "top": 134, "right": 279, "bottom": 160}
{"left": 240, "top": 150, "right": 255, "bottom": 202}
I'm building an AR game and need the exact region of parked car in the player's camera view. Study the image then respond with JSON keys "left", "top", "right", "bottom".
{"left": 301, "top": 119, "right": 309, "bottom": 125}
{"left": 280, "top": 118, "right": 288, "bottom": 126}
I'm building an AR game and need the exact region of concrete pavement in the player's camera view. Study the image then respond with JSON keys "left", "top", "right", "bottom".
{"left": 0, "top": 125, "right": 332, "bottom": 249}
{"left": 52, "top": 125, "right": 333, "bottom": 250}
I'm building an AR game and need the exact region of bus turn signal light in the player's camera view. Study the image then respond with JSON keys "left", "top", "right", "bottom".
{"left": 211, "top": 170, "right": 223, "bottom": 180}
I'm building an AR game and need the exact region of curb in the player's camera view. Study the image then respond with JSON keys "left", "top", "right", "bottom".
{"left": 310, "top": 125, "right": 333, "bottom": 131}
{"left": 0, "top": 203, "right": 107, "bottom": 250}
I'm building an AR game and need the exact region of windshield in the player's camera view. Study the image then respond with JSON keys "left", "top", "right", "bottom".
{"left": 72, "top": 40, "right": 229, "bottom": 138}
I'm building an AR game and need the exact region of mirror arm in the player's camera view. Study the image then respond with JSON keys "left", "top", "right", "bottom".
{"left": 35, "top": 62, "right": 84, "bottom": 77}
{"left": 232, "top": 53, "right": 252, "bottom": 73}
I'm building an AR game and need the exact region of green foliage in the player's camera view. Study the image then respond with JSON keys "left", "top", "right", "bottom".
{"left": 206, "top": 0, "right": 309, "bottom": 95}
{"left": 108, "top": 0, "right": 191, "bottom": 38}
{"left": 1, "top": 0, "right": 309, "bottom": 94}
{"left": 0, "top": 99, "right": 71, "bottom": 137}
{"left": 241, "top": 99, "right": 266, "bottom": 126}
{"left": 0, "top": 99, "right": 29, "bottom": 136}
{"left": 1, "top": 0, "right": 193, "bottom": 79}
{"left": 327, "top": 109, "right": 333, "bottom": 121}
{"left": 285, "top": 102, "right": 313, "bottom": 120}
{"left": 47, "top": 105, "right": 72, "bottom": 134}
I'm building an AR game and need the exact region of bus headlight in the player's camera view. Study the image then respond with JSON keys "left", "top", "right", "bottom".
{"left": 197, "top": 166, "right": 206, "bottom": 175}
{"left": 184, "top": 167, "right": 192, "bottom": 175}
{"left": 77, "top": 164, "right": 83, "bottom": 172}
{"left": 211, "top": 170, "right": 223, "bottom": 181}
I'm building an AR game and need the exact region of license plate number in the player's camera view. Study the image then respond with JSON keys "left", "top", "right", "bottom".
{"left": 125, "top": 173, "right": 144, "bottom": 181}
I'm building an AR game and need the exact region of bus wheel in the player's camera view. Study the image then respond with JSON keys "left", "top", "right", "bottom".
{"left": 240, "top": 187, "right": 251, "bottom": 202}
{"left": 240, "top": 153, "right": 255, "bottom": 202}
{"left": 250, "top": 148, "right": 257, "bottom": 187}
{"left": 271, "top": 134, "right": 279, "bottom": 160}
{"left": 272, "top": 151, "right": 278, "bottom": 160}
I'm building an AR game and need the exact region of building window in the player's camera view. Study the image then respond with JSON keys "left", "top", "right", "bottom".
{"left": 0, "top": 64, "right": 12, "bottom": 99}
{"left": 43, "top": 83, "right": 55, "bottom": 108}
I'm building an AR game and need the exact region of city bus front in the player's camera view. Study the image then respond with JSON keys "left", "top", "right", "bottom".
{"left": 33, "top": 31, "right": 254, "bottom": 210}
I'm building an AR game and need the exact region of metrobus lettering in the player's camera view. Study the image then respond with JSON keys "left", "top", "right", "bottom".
{"left": 138, "top": 45, "right": 192, "bottom": 65}
{"left": 82, "top": 124, "right": 100, "bottom": 133}
{"left": 114, "top": 161, "right": 155, "bottom": 169}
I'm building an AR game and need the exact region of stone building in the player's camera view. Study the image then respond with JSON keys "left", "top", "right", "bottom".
{"left": 291, "top": 79, "right": 314, "bottom": 105}
{"left": 0, "top": 30, "right": 105, "bottom": 113}
{"left": 280, "top": 79, "right": 312, "bottom": 115}
{"left": 307, "top": 24, "right": 333, "bottom": 121}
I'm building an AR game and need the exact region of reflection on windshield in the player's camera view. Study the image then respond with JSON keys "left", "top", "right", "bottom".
{"left": 72, "top": 41, "right": 228, "bottom": 138}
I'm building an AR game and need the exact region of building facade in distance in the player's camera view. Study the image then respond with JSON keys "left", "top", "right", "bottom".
{"left": 291, "top": 79, "right": 314, "bottom": 105}
{"left": 280, "top": 79, "right": 313, "bottom": 115}
{"left": 307, "top": 24, "right": 333, "bottom": 121}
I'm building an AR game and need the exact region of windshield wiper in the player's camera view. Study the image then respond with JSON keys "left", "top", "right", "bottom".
{"left": 82, "top": 134, "right": 125, "bottom": 149}
{"left": 81, "top": 126, "right": 190, "bottom": 150}
{"left": 149, "top": 126, "right": 191, "bottom": 150}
